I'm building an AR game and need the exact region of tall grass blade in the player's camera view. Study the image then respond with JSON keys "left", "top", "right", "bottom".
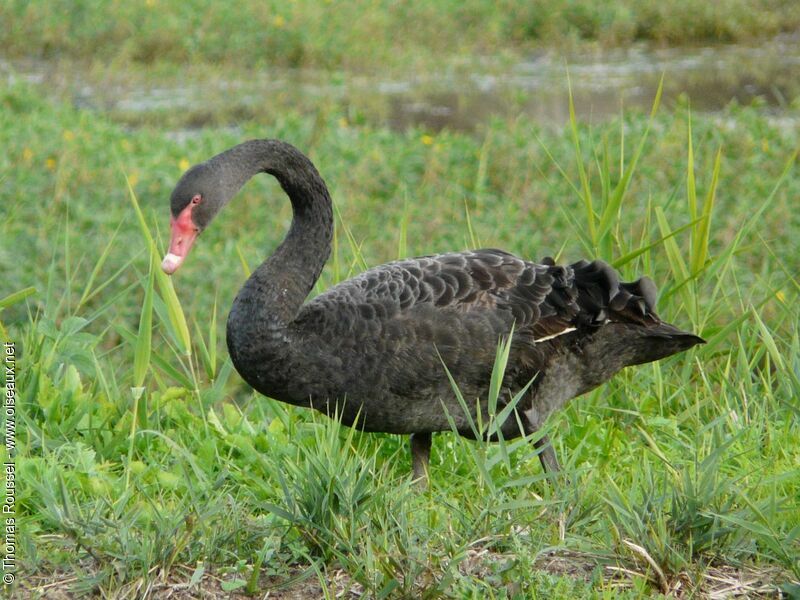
{"left": 597, "top": 76, "right": 663, "bottom": 246}
{"left": 397, "top": 189, "right": 409, "bottom": 259}
{"left": 612, "top": 217, "right": 702, "bottom": 269}
{"left": 235, "top": 242, "right": 252, "bottom": 277}
{"left": 752, "top": 309, "right": 785, "bottom": 371}
{"left": 702, "top": 293, "right": 773, "bottom": 352}
{"left": 486, "top": 377, "right": 534, "bottom": 439}
{"left": 209, "top": 297, "right": 218, "bottom": 377}
{"left": 77, "top": 224, "right": 121, "bottom": 309}
{"left": 76, "top": 253, "right": 143, "bottom": 309}
{"left": 567, "top": 72, "right": 596, "bottom": 248}
{"left": 333, "top": 200, "right": 369, "bottom": 272}
{"left": 133, "top": 256, "right": 155, "bottom": 389}
{"left": 0, "top": 286, "right": 37, "bottom": 310}
{"left": 124, "top": 170, "right": 192, "bottom": 355}
{"left": 690, "top": 148, "right": 721, "bottom": 275}
{"left": 438, "top": 353, "right": 480, "bottom": 442}
{"left": 194, "top": 297, "right": 218, "bottom": 380}
{"left": 487, "top": 328, "right": 513, "bottom": 417}
{"left": 686, "top": 110, "right": 697, "bottom": 223}
{"left": 554, "top": 196, "right": 594, "bottom": 252}
{"left": 194, "top": 321, "right": 214, "bottom": 381}
{"left": 655, "top": 207, "right": 693, "bottom": 314}
{"left": 154, "top": 270, "right": 192, "bottom": 356}
{"left": 330, "top": 215, "right": 341, "bottom": 283}
{"left": 464, "top": 198, "right": 479, "bottom": 249}
{"left": 474, "top": 130, "right": 492, "bottom": 209}
{"left": 702, "top": 148, "right": 796, "bottom": 285}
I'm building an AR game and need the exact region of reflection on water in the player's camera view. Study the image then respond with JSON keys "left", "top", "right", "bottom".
{"left": 3, "top": 36, "right": 799, "bottom": 132}
{"left": 385, "top": 39, "right": 800, "bottom": 131}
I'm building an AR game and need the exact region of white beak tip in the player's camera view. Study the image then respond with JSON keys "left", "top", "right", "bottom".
{"left": 161, "top": 253, "right": 183, "bottom": 275}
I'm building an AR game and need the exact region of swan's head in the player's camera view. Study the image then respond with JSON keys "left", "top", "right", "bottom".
{"left": 162, "top": 162, "right": 227, "bottom": 275}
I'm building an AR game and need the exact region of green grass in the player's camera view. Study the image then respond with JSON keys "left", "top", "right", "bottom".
{"left": 2, "top": 0, "right": 800, "bottom": 71}
{"left": 3, "top": 78, "right": 799, "bottom": 597}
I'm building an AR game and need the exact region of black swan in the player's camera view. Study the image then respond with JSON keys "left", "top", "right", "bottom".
{"left": 161, "top": 139, "right": 704, "bottom": 483}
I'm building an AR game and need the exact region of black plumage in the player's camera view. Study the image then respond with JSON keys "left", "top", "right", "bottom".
{"left": 163, "top": 139, "right": 704, "bottom": 483}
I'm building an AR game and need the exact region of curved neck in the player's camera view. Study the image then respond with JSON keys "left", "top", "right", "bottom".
{"left": 224, "top": 140, "right": 333, "bottom": 330}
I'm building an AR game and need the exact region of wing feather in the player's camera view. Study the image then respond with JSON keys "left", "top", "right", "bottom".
{"left": 297, "top": 249, "right": 660, "bottom": 346}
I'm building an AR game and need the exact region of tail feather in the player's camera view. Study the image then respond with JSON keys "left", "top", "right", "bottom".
{"left": 566, "top": 259, "right": 705, "bottom": 351}
{"left": 532, "top": 258, "right": 704, "bottom": 362}
{"left": 569, "top": 259, "right": 660, "bottom": 326}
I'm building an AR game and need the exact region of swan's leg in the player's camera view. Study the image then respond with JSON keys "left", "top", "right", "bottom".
{"left": 533, "top": 434, "right": 560, "bottom": 474}
{"left": 410, "top": 432, "right": 432, "bottom": 487}
{"left": 523, "top": 405, "right": 561, "bottom": 475}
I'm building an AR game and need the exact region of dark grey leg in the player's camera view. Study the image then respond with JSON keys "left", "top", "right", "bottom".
{"left": 410, "top": 432, "right": 432, "bottom": 486}
{"left": 533, "top": 434, "right": 560, "bottom": 474}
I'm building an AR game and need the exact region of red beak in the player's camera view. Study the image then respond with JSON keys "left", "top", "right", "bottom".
{"left": 162, "top": 204, "right": 199, "bottom": 275}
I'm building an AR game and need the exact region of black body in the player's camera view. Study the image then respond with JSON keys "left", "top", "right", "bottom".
{"left": 168, "top": 139, "right": 704, "bottom": 479}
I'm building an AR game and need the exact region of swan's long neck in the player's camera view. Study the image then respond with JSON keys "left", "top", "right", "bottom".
{"left": 223, "top": 140, "right": 333, "bottom": 359}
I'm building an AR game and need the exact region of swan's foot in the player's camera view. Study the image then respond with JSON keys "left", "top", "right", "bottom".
{"left": 533, "top": 434, "right": 561, "bottom": 474}
{"left": 410, "top": 432, "right": 432, "bottom": 488}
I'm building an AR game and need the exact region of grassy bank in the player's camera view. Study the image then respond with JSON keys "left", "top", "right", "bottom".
{"left": 3, "top": 80, "right": 800, "bottom": 597}
{"left": 2, "top": 0, "right": 800, "bottom": 71}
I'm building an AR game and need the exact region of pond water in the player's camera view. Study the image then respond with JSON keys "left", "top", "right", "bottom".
{"left": 3, "top": 35, "right": 799, "bottom": 132}
{"left": 389, "top": 38, "right": 800, "bottom": 131}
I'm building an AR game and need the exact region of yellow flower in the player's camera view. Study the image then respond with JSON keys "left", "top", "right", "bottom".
{"left": 22, "top": 148, "right": 33, "bottom": 162}
{"left": 761, "top": 138, "right": 769, "bottom": 152}
{"left": 178, "top": 158, "right": 190, "bottom": 171}
{"left": 145, "top": 0, "right": 156, "bottom": 7}
{"left": 62, "top": 130, "right": 75, "bottom": 142}
{"left": 128, "top": 172, "right": 139, "bottom": 187}
{"left": 338, "top": 117, "right": 348, "bottom": 128}
{"left": 45, "top": 158, "right": 57, "bottom": 170}
{"left": 273, "top": 15, "right": 286, "bottom": 28}
{"left": 421, "top": 134, "right": 434, "bottom": 146}
{"left": 776, "top": 290, "right": 786, "bottom": 303}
